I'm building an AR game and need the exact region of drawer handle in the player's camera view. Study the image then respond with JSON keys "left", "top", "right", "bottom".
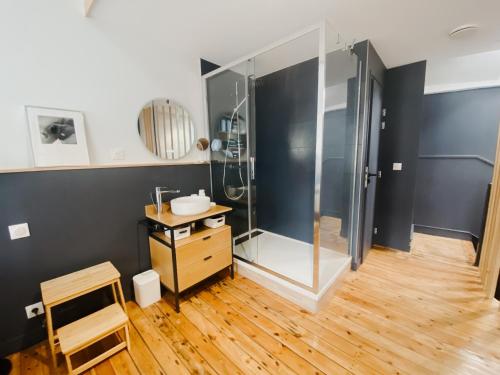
{"left": 204, "top": 255, "right": 212, "bottom": 261}
{"left": 203, "top": 236, "right": 212, "bottom": 241}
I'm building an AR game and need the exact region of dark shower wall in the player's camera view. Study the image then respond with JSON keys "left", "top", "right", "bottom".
{"left": 321, "top": 109, "right": 347, "bottom": 218}
{"left": 255, "top": 59, "right": 318, "bottom": 244}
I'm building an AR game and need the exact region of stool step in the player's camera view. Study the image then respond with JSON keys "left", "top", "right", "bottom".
{"left": 57, "top": 303, "right": 128, "bottom": 354}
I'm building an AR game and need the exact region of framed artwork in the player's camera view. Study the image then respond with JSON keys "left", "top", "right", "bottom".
{"left": 26, "top": 106, "right": 90, "bottom": 167}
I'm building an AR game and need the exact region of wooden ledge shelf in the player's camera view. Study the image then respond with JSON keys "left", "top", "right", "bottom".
{"left": 0, "top": 161, "right": 209, "bottom": 175}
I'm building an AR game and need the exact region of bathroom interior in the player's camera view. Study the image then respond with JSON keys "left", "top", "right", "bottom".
{"left": 1, "top": 1, "right": 500, "bottom": 374}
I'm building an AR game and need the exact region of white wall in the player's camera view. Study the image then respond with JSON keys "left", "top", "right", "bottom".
{"left": 0, "top": 0, "right": 208, "bottom": 169}
{"left": 425, "top": 49, "right": 500, "bottom": 94}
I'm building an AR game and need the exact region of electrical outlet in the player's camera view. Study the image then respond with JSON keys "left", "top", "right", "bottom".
{"left": 8, "top": 223, "right": 30, "bottom": 240}
{"left": 25, "top": 302, "right": 44, "bottom": 319}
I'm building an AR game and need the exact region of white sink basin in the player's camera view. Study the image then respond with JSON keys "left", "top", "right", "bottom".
{"left": 170, "top": 195, "right": 211, "bottom": 216}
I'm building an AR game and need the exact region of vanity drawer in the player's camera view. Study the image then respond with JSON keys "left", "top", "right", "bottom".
{"left": 177, "top": 247, "right": 232, "bottom": 292}
{"left": 176, "top": 226, "right": 231, "bottom": 268}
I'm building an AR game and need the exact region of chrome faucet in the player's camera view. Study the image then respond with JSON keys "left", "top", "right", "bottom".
{"left": 154, "top": 187, "right": 180, "bottom": 213}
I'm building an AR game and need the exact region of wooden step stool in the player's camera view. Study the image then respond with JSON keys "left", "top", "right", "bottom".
{"left": 40, "top": 262, "right": 130, "bottom": 373}
{"left": 57, "top": 303, "right": 130, "bottom": 374}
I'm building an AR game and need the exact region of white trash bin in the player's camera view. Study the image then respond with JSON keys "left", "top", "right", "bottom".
{"left": 133, "top": 270, "right": 161, "bottom": 308}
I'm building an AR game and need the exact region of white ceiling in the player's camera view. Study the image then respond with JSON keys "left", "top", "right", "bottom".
{"left": 90, "top": 0, "right": 500, "bottom": 69}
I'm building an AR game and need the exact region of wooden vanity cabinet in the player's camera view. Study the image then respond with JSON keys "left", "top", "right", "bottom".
{"left": 149, "top": 225, "right": 232, "bottom": 293}
{"left": 144, "top": 203, "right": 233, "bottom": 312}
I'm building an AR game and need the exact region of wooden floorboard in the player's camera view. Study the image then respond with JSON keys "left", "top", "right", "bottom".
{"left": 9, "top": 232, "right": 500, "bottom": 374}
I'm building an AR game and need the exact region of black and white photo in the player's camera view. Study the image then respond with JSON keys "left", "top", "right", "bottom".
{"left": 39, "top": 116, "right": 77, "bottom": 144}
{"left": 26, "top": 106, "right": 89, "bottom": 166}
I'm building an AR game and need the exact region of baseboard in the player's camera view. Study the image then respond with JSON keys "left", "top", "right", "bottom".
{"left": 413, "top": 224, "right": 477, "bottom": 242}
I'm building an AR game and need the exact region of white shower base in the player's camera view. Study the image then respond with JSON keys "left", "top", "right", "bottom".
{"left": 234, "top": 230, "right": 351, "bottom": 312}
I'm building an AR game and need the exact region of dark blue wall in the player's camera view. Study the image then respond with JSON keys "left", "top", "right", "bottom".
{"left": 200, "top": 58, "right": 220, "bottom": 75}
{"left": 373, "top": 61, "right": 427, "bottom": 251}
{"left": 255, "top": 59, "right": 318, "bottom": 244}
{"left": 0, "top": 164, "right": 210, "bottom": 356}
{"left": 414, "top": 87, "right": 500, "bottom": 238}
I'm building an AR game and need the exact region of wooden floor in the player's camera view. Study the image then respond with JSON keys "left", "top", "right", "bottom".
{"left": 9, "top": 233, "right": 500, "bottom": 374}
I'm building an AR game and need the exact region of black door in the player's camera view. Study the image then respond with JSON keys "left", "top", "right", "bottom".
{"left": 362, "top": 78, "right": 383, "bottom": 261}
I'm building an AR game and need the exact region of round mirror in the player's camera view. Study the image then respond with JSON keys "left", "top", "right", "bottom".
{"left": 137, "top": 99, "right": 195, "bottom": 160}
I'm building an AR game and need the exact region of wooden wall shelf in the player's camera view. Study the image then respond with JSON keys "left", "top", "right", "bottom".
{"left": 0, "top": 161, "right": 209, "bottom": 174}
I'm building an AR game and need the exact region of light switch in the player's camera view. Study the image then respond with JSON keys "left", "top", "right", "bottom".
{"left": 392, "top": 163, "right": 403, "bottom": 171}
{"left": 9, "top": 223, "right": 30, "bottom": 240}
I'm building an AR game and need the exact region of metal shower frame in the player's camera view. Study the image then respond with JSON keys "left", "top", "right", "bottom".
{"left": 201, "top": 21, "right": 362, "bottom": 293}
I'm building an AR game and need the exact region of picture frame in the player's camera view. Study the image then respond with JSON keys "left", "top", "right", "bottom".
{"left": 25, "top": 106, "right": 90, "bottom": 167}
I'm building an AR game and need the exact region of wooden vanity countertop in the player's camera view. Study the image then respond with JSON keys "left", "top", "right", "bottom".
{"left": 145, "top": 203, "right": 232, "bottom": 228}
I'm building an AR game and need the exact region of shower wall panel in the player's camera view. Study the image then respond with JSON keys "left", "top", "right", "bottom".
{"left": 255, "top": 58, "right": 318, "bottom": 244}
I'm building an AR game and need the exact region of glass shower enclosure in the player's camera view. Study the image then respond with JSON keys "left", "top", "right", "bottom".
{"left": 203, "top": 22, "right": 361, "bottom": 293}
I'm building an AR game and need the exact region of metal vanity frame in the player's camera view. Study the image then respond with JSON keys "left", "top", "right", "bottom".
{"left": 144, "top": 206, "right": 234, "bottom": 313}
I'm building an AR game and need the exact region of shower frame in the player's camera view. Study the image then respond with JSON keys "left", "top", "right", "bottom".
{"left": 201, "top": 21, "right": 363, "bottom": 293}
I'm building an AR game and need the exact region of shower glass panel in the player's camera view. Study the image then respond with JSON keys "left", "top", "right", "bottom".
{"left": 204, "top": 23, "right": 362, "bottom": 293}
{"left": 318, "top": 23, "right": 360, "bottom": 288}
{"left": 248, "top": 30, "right": 320, "bottom": 288}
{"left": 205, "top": 62, "right": 257, "bottom": 262}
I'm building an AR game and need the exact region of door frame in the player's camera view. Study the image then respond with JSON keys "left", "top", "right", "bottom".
{"left": 479, "top": 123, "right": 500, "bottom": 298}
{"left": 359, "top": 74, "right": 384, "bottom": 264}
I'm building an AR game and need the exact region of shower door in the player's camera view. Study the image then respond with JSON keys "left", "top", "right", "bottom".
{"left": 205, "top": 28, "right": 323, "bottom": 290}
{"left": 204, "top": 24, "right": 360, "bottom": 291}
{"left": 205, "top": 61, "right": 258, "bottom": 263}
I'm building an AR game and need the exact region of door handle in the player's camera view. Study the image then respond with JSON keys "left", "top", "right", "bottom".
{"left": 365, "top": 168, "right": 380, "bottom": 188}
{"left": 250, "top": 156, "right": 255, "bottom": 180}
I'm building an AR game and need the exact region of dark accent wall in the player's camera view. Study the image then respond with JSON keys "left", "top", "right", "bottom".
{"left": 255, "top": 59, "right": 318, "bottom": 244}
{"left": 373, "top": 61, "right": 427, "bottom": 251}
{"left": 0, "top": 164, "right": 210, "bottom": 356}
{"left": 414, "top": 87, "right": 500, "bottom": 239}
{"left": 200, "top": 58, "right": 220, "bottom": 75}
